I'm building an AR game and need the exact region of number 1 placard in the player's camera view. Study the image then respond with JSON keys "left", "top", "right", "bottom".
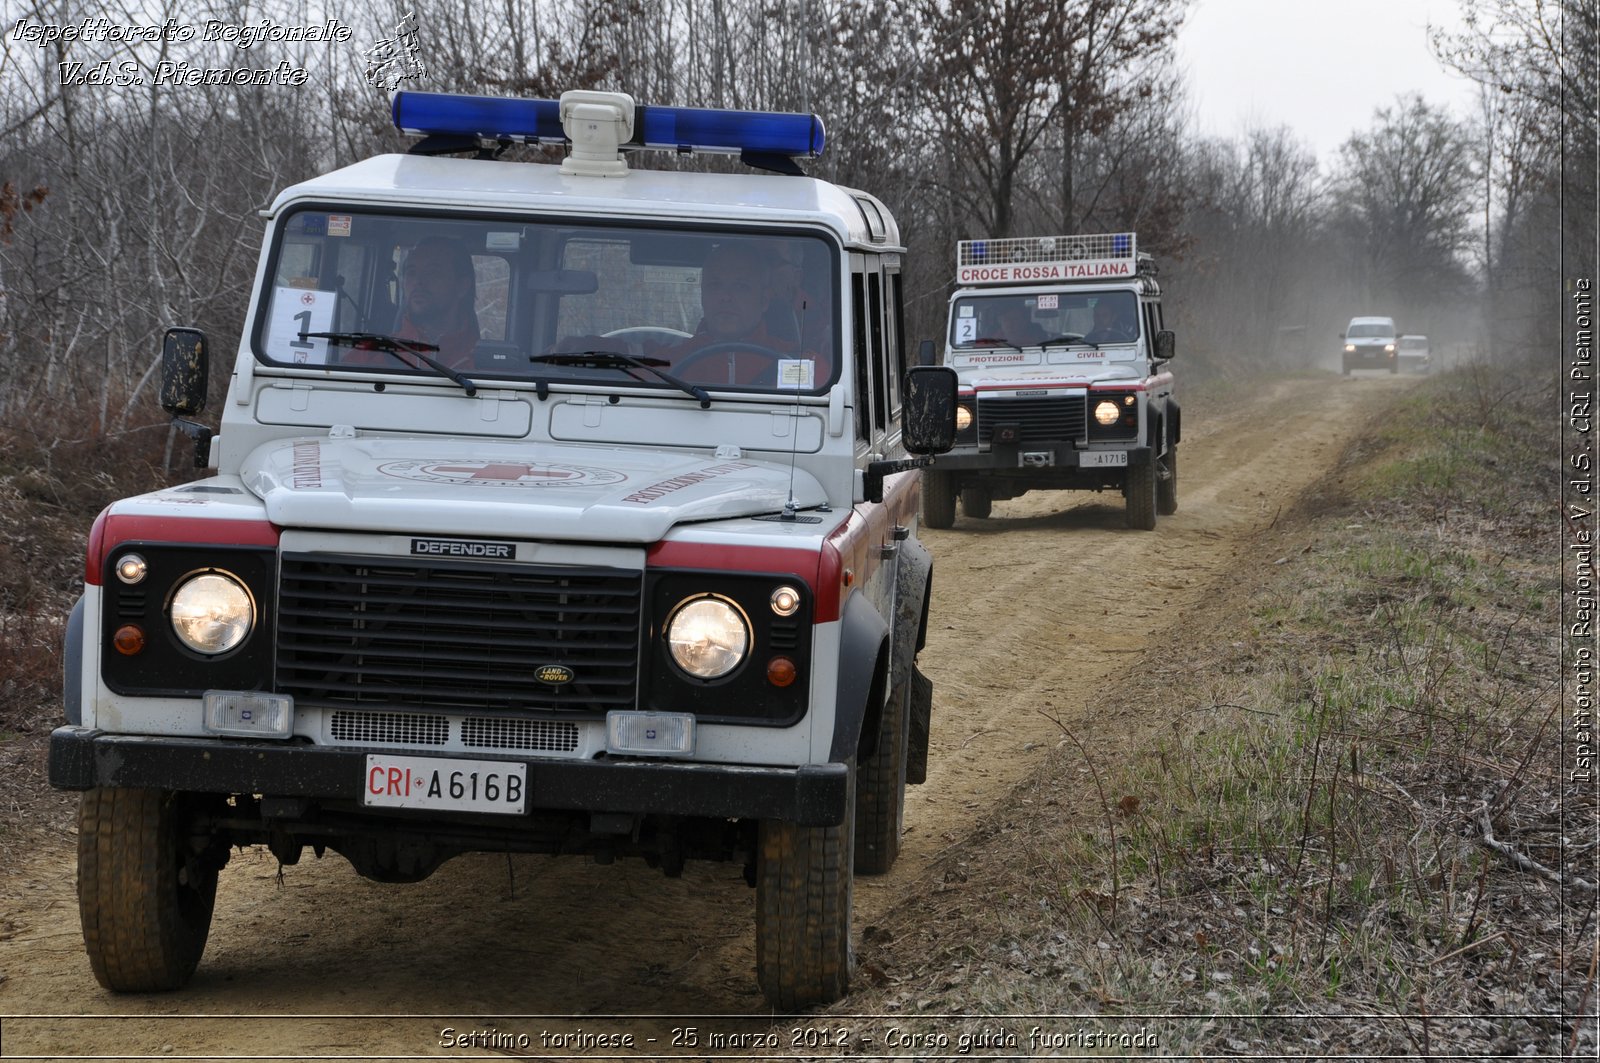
{"left": 266, "top": 287, "right": 335, "bottom": 365}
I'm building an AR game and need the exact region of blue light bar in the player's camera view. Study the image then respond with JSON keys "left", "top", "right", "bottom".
{"left": 636, "top": 105, "right": 825, "bottom": 157}
{"left": 392, "top": 92, "right": 564, "bottom": 143}
{"left": 392, "top": 91, "right": 826, "bottom": 158}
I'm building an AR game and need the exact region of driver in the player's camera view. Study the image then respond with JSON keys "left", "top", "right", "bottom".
{"left": 665, "top": 243, "right": 817, "bottom": 386}
{"left": 1084, "top": 300, "right": 1133, "bottom": 344}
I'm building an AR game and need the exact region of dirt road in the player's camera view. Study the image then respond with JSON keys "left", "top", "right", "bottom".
{"left": 0, "top": 374, "right": 1414, "bottom": 1059}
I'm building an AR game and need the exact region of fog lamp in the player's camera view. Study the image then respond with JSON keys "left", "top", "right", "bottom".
{"left": 607, "top": 711, "right": 695, "bottom": 756}
{"left": 203, "top": 691, "right": 293, "bottom": 739}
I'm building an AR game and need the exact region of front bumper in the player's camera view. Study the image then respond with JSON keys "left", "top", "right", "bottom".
{"left": 48, "top": 726, "right": 849, "bottom": 826}
{"left": 1344, "top": 348, "right": 1395, "bottom": 367}
{"left": 933, "top": 444, "right": 1151, "bottom": 472}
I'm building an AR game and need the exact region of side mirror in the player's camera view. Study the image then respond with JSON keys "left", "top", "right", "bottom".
{"left": 161, "top": 327, "right": 209, "bottom": 417}
{"left": 901, "top": 365, "right": 959, "bottom": 455}
{"left": 1154, "top": 330, "right": 1176, "bottom": 361}
{"left": 160, "top": 327, "right": 214, "bottom": 468}
{"left": 917, "top": 338, "right": 937, "bottom": 366}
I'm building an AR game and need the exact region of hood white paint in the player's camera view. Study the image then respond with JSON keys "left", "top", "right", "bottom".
{"left": 239, "top": 436, "right": 825, "bottom": 542}
{"left": 955, "top": 359, "right": 1141, "bottom": 389}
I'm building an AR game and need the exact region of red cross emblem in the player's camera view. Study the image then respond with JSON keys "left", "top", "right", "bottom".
{"left": 430, "top": 463, "right": 577, "bottom": 482}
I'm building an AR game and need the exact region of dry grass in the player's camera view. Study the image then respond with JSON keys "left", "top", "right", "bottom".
{"left": 0, "top": 413, "right": 179, "bottom": 858}
{"left": 835, "top": 365, "right": 1591, "bottom": 1058}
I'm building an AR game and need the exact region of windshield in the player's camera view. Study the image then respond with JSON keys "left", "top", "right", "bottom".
{"left": 949, "top": 290, "right": 1138, "bottom": 348}
{"left": 1347, "top": 323, "right": 1394, "bottom": 338}
{"left": 254, "top": 210, "right": 839, "bottom": 395}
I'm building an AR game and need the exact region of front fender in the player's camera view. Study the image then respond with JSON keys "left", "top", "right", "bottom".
{"left": 891, "top": 538, "right": 932, "bottom": 695}
{"left": 827, "top": 592, "right": 888, "bottom": 762}
{"left": 63, "top": 594, "right": 85, "bottom": 726}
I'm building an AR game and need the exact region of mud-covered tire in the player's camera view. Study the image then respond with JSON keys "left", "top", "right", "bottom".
{"left": 960, "top": 485, "right": 992, "bottom": 520}
{"left": 922, "top": 470, "right": 956, "bottom": 529}
{"left": 855, "top": 676, "right": 908, "bottom": 875}
{"left": 77, "top": 788, "right": 219, "bottom": 992}
{"left": 755, "top": 770, "right": 854, "bottom": 1010}
{"left": 1125, "top": 458, "right": 1157, "bottom": 531}
{"left": 1156, "top": 444, "right": 1178, "bottom": 516}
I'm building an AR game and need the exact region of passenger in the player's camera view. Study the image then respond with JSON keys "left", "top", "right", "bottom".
{"left": 998, "top": 303, "right": 1048, "bottom": 346}
{"left": 386, "top": 236, "right": 482, "bottom": 367}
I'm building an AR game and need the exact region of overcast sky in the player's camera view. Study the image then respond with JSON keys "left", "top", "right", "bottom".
{"left": 1174, "top": 0, "right": 1483, "bottom": 165}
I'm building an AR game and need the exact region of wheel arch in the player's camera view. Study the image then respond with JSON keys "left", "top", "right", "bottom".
{"left": 64, "top": 594, "right": 85, "bottom": 726}
{"left": 828, "top": 592, "right": 890, "bottom": 764}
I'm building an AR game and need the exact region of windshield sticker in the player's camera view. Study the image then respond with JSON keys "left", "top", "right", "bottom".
{"left": 377, "top": 460, "right": 626, "bottom": 488}
{"left": 486, "top": 231, "right": 520, "bottom": 250}
{"left": 955, "top": 318, "right": 978, "bottom": 344}
{"left": 777, "top": 359, "right": 815, "bottom": 390}
{"left": 621, "top": 461, "right": 754, "bottom": 504}
{"left": 959, "top": 306, "right": 974, "bottom": 317}
{"left": 1036, "top": 294, "right": 1058, "bottom": 309}
{"left": 266, "top": 287, "right": 335, "bottom": 365}
{"left": 327, "top": 215, "right": 352, "bottom": 237}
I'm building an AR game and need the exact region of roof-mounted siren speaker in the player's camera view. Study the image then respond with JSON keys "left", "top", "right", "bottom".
{"left": 559, "top": 90, "right": 635, "bottom": 177}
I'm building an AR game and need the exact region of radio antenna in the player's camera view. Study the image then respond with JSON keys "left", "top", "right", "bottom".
{"left": 780, "top": 319, "right": 805, "bottom": 521}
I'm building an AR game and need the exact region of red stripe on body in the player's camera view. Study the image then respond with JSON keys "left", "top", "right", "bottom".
{"left": 87, "top": 510, "right": 281, "bottom": 585}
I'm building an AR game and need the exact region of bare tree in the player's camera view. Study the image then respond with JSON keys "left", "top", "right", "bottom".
{"left": 1330, "top": 94, "right": 1480, "bottom": 312}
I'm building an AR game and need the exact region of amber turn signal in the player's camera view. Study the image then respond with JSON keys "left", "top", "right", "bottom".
{"left": 766, "top": 656, "right": 797, "bottom": 687}
{"left": 113, "top": 624, "right": 146, "bottom": 656}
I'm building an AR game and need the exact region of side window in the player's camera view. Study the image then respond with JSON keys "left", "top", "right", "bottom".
{"left": 868, "top": 271, "right": 887, "bottom": 432}
{"left": 886, "top": 268, "right": 905, "bottom": 417}
{"left": 852, "top": 271, "right": 871, "bottom": 442}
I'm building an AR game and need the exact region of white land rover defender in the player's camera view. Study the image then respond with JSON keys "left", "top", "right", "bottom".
{"left": 48, "top": 89, "right": 959, "bottom": 1010}
{"left": 921, "top": 234, "right": 1178, "bottom": 530}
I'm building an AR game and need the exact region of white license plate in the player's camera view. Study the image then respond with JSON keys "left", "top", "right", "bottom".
{"left": 1081, "top": 451, "right": 1128, "bottom": 467}
{"left": 363, "top": 754, "right": 527, "bottom": 815}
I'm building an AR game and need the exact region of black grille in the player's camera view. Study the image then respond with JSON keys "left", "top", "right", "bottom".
{"left": 277, "top": 554, "right": 642, "bottom": 715}
{"left": 977, "top": 396, "right": 1087, "bottom": 444}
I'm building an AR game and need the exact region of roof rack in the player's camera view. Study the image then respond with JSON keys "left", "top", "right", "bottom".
{"left": 955, "top": 232, "right": 1141, "bottom": 286}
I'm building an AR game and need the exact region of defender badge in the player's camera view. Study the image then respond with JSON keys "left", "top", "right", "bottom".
{"left": 535, "top": 665, "right": 576, "bottom": 686}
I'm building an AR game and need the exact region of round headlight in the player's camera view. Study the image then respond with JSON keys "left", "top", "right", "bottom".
{"left": 1384, "top": 343, "right": 1396, "bottom": 353}
{"left": 1093, "top": 399, "right": 1121, "bottom": 426}
{"left": 955, "top": 405, "right": 973, "bottom": 432}
{"left": 1344, "top": 344, "right": 1355, "bottom": 353}
{"left": 170, "top": 572, "right": 255, "bottom": 655}
{"left": 667, "top": 596, "right": 749, "bottom": 679}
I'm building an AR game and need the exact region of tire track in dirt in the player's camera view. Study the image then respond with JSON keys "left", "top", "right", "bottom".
{"left": 0, "top": 375, "right": 1414, "bottom": 1058}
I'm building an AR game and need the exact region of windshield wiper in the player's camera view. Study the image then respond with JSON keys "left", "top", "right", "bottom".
{"left": 969, "top": 337, "right": 1023, "bottom": 352}
{"left": 1041, "top": 334, "right": 1098, "bottom": 350}
{"left": 302, "top": 331, "right": 478, "bottom": 396}
{"left": 531, "top": 351, "right": 711, "bottom": 409}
